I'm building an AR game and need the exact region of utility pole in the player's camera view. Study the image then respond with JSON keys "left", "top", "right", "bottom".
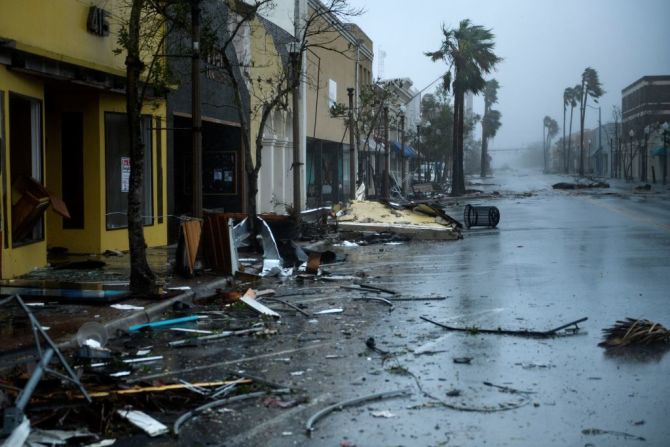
{"left": 191, "top": 0, "right": 202, "bottom": 218}
{"left": 400, "top": 113, "right": 406, "bottom": 196}
{"left": 598, "top": 106, "right": 602, "bottom": 175}
{"left": 347, "top": 87, "right": 356, "bottom": 200}
{"left": 542, "top": 122, "right": 547, "bottom": 173}
{"left": 383, "top": 106, "right": 389, "bottom": 200}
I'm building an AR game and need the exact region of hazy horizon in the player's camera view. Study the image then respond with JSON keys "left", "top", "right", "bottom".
{"left": 346, "top": 0, "right": 670, "bottom": 151}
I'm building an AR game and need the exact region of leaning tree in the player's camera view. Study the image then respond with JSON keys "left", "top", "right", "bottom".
{"left": 481, "top": 78, "right": 500, "bottom": 177}
{"left": 578, "top": 67, "right": 604, "bottom": 176}
{"left": 426, "top": 19, "right": 501, "bottom": 196}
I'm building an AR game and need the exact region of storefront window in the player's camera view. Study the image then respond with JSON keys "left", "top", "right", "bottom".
{"left": 9, "top": 94, "right": 44, "bottom": 246}
{"left": 104, "top": 112, "right": 153, "bottom": 229}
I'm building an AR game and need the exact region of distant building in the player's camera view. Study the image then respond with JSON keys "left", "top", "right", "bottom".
{"left": 621, "top": 75, "right": 670, "bottom": 183}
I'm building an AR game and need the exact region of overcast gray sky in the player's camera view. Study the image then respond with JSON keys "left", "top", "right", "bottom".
{"left": 346, "top": 0, "right": 670, "bottom": 149}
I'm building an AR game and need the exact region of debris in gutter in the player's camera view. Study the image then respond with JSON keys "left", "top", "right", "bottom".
{"left": 305, "top": 389, "right": 412, "bottom": 435}
{"left": 117, "top": 408, "right": 168, "bottom": 437}
{"left": 420, "top": 316, "right": 587, "bottom": 338}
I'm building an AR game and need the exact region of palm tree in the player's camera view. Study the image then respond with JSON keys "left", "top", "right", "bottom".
{"left": 426, "top": 19, "right": 501, "bottom": 195}
{"left": 578, "top": 67, "right": 604, "bottom": 176}
{"left": 481, "top": 79, "right": 500, "bottom": 177}
{"left": 543, "top": 116, "right": 559, "bottom": 171}
{"left": 564, "top": 85, "right": 580, "bottom": 173}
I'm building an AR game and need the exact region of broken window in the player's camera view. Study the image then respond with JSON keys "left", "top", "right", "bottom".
{"left": 9, "top": 93, "right": 44, "bottom": 245}
{"left": 104, "top": 112, "right": 153, "bottom": 229}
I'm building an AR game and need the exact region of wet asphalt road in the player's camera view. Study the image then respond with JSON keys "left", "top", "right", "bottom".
{"left": 123, "top": 170, "right": 670, "bottom": 447}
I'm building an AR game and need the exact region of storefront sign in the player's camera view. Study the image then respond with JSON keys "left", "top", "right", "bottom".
{"left": 121, "top": 157, "right": 130, "bottom": 192}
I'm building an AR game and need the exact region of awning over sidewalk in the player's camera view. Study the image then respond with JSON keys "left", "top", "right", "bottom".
{"left": 391, "top": 141, "right": 418, "bottom": 158}
{"left": 651, "top": 146, "right": 668, "bottom": 156}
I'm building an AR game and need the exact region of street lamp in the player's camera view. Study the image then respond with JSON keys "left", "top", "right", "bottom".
{"left": 661, "top": 122, "right": 669, "bottom": 185}
{"left": 628, "top": 129, "right": 635, "bottom": 182}
{"left": 398, "top": 108, "right": 406, "bottom": 196}
{"left": 642, "top": 125, "right": 650, "bottom": 182}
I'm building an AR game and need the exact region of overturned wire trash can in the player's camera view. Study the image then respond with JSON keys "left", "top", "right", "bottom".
{"left": 463, "top": 204, "right": 500, "bottom": 229}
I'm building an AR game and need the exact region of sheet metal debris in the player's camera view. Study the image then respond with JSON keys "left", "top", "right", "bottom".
{"left": 240, "top": 289, "right": 280, "bottom": 318}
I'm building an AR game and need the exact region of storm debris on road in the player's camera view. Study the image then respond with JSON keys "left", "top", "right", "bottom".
{"left": 305, "top": 388, "right": 413, "bottom": 435}
{"left": 599, "top": 318, "right": 670, "bottom": 347}
{"left": 117, "top": 408, "right": 168, "bottom": 437}
{"left": 335, "top": 200, "right": 462, "bottom": 240}
{"left": 420, "top": 316, "right": 588, "bottom": 338}
{"left": 552, "top": 181, "right": 610, "bottom": 190}
{"left": 581, "top": 427, "right": 646, "bottom": 441}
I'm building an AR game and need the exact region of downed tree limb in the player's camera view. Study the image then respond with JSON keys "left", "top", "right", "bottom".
{"left": 420, "top": 316, "right": 588, "bottom": 338}
{"left": 305, "top": 389, "right": 413, "bottom": 436}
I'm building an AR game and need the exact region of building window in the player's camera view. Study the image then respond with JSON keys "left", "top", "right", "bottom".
{"left": 328, "top": 79, "right": 337, "bottom": 107}
{"left": 104, "top": 112, "right": 153, "bottom": 229}
{"left": 9, "top": 94, "right": 44, "bottom": 246}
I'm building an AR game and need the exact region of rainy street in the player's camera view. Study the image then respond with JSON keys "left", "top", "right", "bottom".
{"left": 115, "top": 169, "right": 670, "bottom": 447}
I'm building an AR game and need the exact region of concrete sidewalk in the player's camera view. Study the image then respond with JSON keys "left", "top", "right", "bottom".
{"left": 0, "top": 246, "right": 233, "bottom": 366}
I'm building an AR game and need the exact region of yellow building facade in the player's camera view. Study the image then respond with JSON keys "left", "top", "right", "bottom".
{"left": 0, "top": 0, "right": 167, "bottom": 278}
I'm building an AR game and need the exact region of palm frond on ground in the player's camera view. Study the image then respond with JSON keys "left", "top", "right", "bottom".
{"left": 599, "top": 318, "right": 670, "bottom": 347}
